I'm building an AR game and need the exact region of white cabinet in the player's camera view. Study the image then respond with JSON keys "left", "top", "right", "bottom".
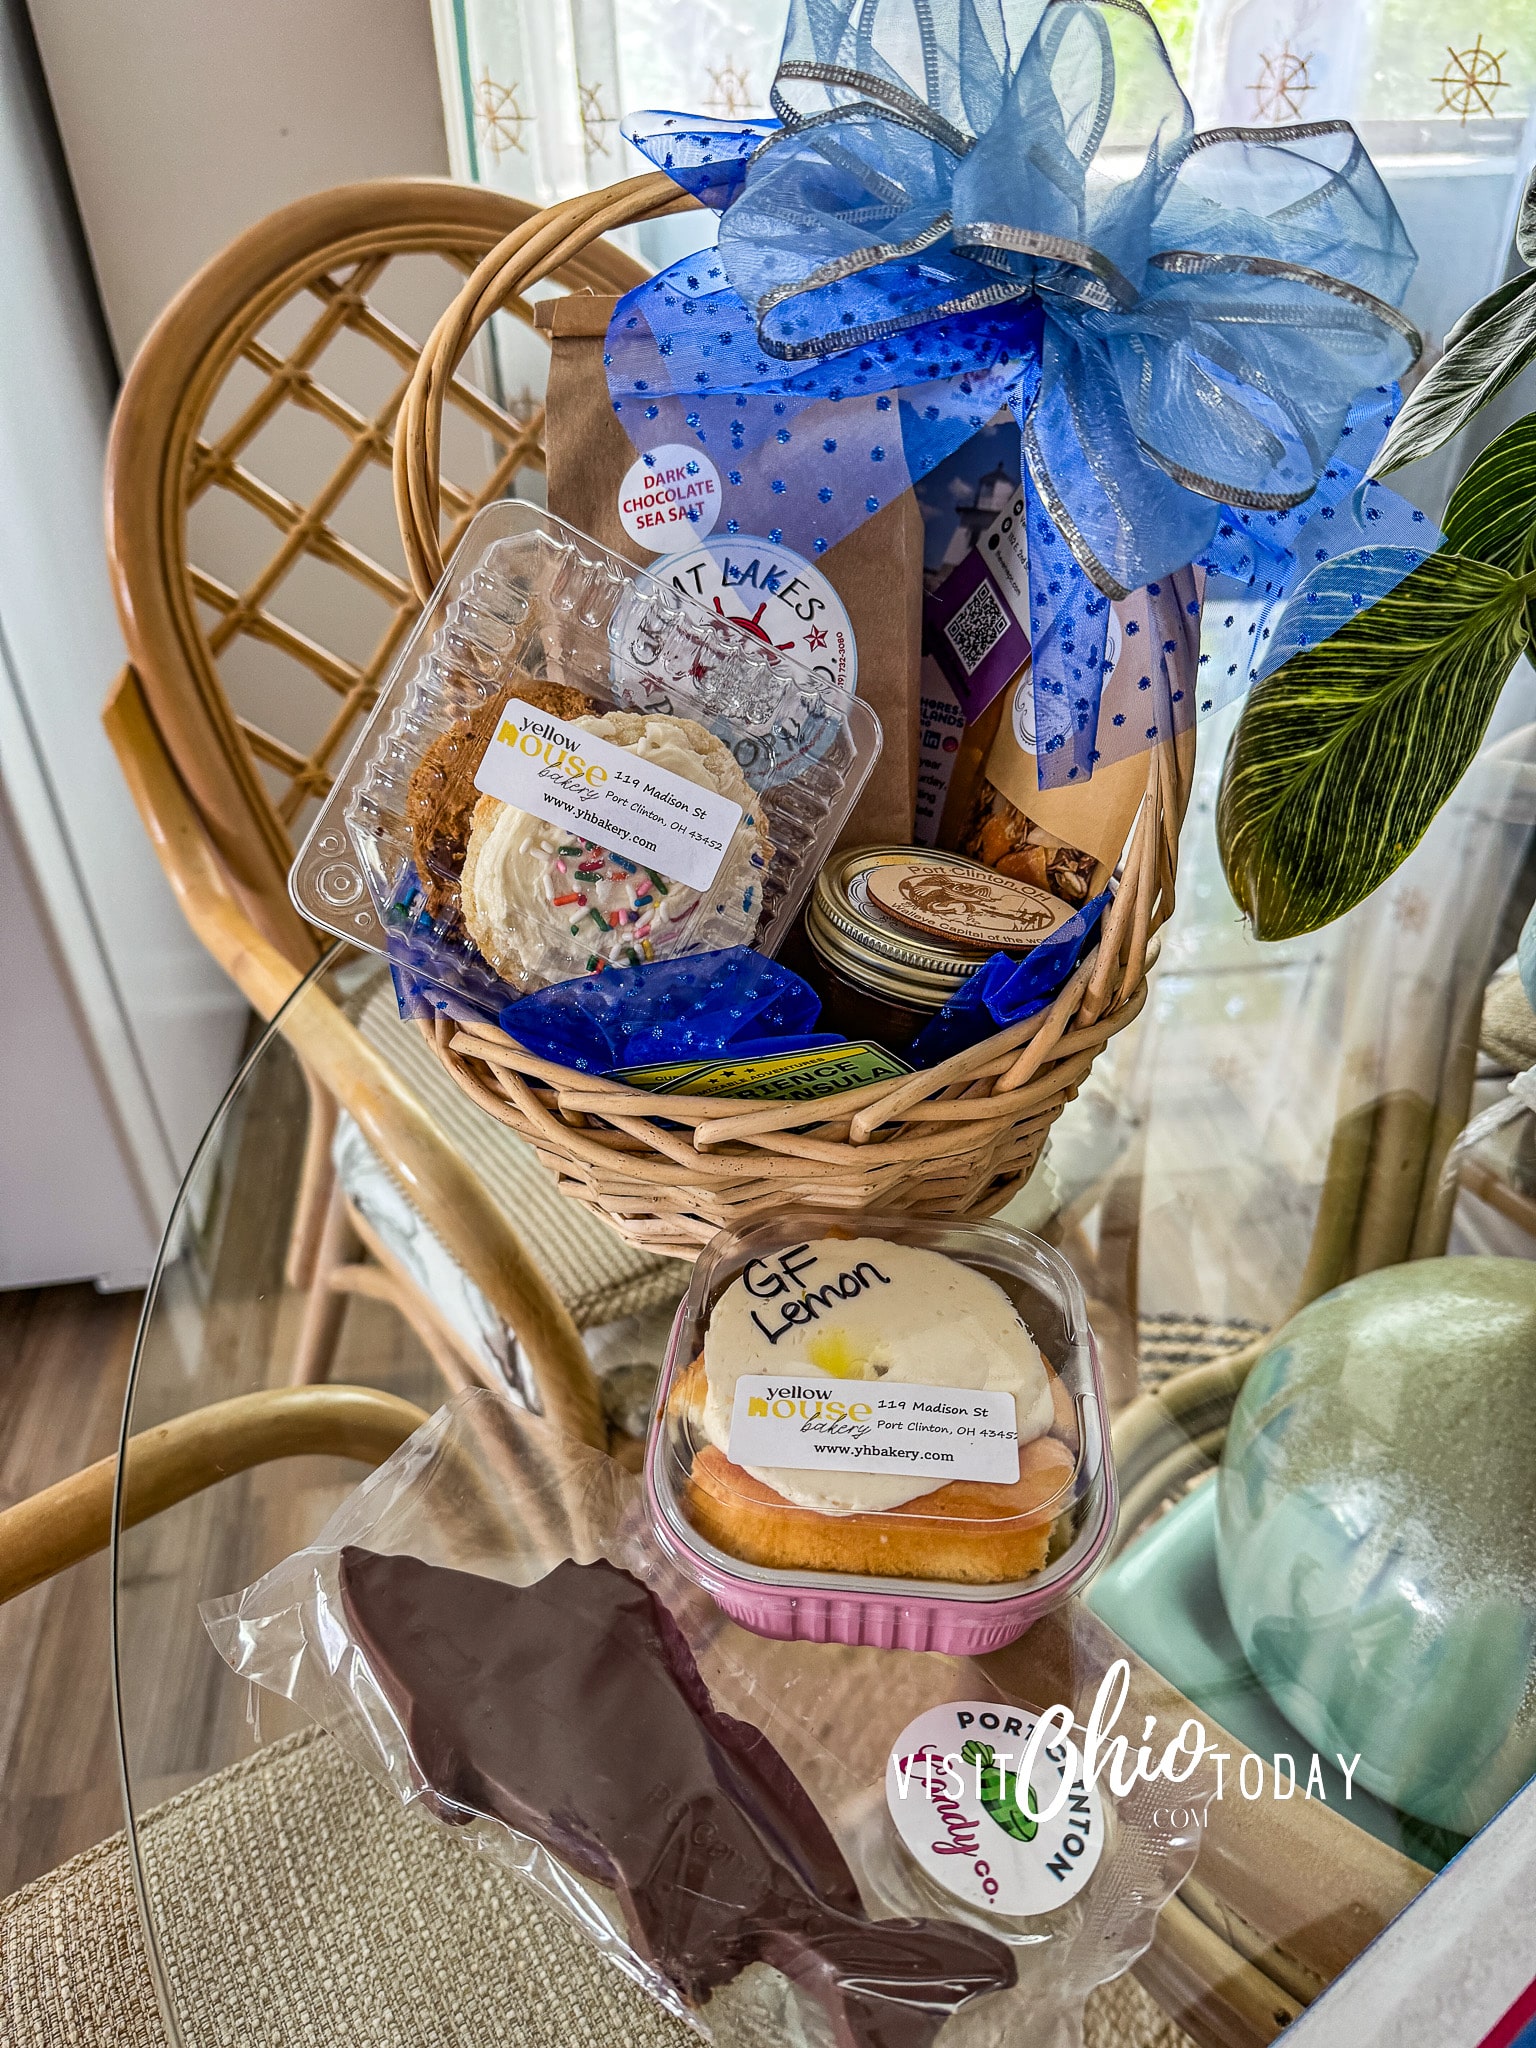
{"left": 1, "top": 0, "right": 449, "bottom": 1285}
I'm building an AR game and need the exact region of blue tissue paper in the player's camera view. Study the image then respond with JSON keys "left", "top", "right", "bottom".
{"left": 910, "top": 893, "right": 1111, "bottom": 1067}
{"left": 498, "top": 947, "right": 825, "bottom": 1074}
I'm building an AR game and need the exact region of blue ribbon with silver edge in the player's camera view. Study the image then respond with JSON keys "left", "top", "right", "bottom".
{"left": 605, "top": 0, "right": 1429, "bottom": 785}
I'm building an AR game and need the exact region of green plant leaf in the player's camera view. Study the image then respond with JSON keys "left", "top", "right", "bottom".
{"left": 1218, "top": 551, "right": 1531, "bottom": 940}
{"left": 1518, "top": 163, "right": 1536, "bottom": 267}
{"left": 1441, "top": 413, "right": 1536, "bottom": 582}
{"left": 1368, "top": 270, "right": 1536, "bottom": 477}
{"left": 1442, "top": 268, "right": 1536, "bottom": 354}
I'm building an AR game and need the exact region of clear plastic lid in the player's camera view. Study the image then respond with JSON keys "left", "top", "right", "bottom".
{"left": 288, "top": 502, "right": 881, "bottom": 1010}
{"left": 646, "top": 1209, "right": 1113, "bottom": 1606}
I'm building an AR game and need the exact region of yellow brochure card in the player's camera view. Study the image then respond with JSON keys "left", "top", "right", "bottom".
{"left": 610, "top": 1041, "right": 911, "bottom": 1101}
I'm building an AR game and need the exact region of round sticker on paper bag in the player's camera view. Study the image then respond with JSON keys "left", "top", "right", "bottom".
{"left": 1012, "top": 613, "right": 1121, "bottom": 754}
{"left": 885, "top": 1700, "right": 1103, "bottom": 1915}
{"left": 619, "top": 445, "right": 722, "bottom": 548}
{"left": 652, "top": 535, "right": 857, "bottom": 694}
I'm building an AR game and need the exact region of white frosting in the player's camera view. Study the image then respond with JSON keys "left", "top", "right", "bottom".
{"left": 461, "top": 712, "right": 766, "bottom": 988}
{"left": 703, "top": 1237, "right": 1054, "bottom": 1512}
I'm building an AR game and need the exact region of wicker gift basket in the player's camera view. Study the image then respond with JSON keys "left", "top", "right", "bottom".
{"left": 391, "top": 172, "right": 1187, "bottom": 1259}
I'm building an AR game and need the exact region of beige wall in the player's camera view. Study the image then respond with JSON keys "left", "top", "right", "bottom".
{"left": 26, "top": 0, "right": 450, "bottom": 364}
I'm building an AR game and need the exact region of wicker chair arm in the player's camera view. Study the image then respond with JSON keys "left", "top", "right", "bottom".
{"left": 103, "top": 667, "right": 606, "bottom": 1449}
{"left": 1109, "top": 1339, "right": 1269, "bottom": 1528}
{"left": 1084, "top": 1347, "right": 1432, "bottom": 2043}
{"left": 0, "top": 1386, "right": 429, "bottom": 1606}
{"left": 1136, "top": 1891, "right": 1303, "bottom": 2047}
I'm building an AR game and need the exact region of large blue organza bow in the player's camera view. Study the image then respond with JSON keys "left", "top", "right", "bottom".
{"left": 606, "top": 0, "right": 1423, "bottom": 784}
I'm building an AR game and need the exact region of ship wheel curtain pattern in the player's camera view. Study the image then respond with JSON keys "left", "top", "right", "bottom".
{"left": 428, "top": 0, "right": 783, "bottom": 212}
{"left": 430, "top": 0, "right": 1535, "bottom": 363}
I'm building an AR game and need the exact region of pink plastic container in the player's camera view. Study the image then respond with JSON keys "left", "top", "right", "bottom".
{"left": 644, "top": 1209, "right": 1116, "bottom": 1654}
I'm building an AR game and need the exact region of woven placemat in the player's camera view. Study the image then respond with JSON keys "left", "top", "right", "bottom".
{"left": 1136, "top": 1314, "right": 1266, "bottom": 1392}
{"left": 3, "top": 1725, "right": 1194, "bottom": 2047}
{"left": 1481, "top": 968, "right": 1536, "bottom": 1076}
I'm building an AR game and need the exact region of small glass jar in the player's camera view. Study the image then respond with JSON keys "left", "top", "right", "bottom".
{"left": 802, "top": 845, "right": 998, "bottom": 1054}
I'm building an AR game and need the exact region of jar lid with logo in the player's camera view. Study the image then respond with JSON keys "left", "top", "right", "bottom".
{"left": 805, "top": 846, "right": 1071, "bottom": 1014}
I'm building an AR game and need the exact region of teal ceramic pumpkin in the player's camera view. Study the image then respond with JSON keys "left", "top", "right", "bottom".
{"left": 1217, "top": 1258, "right": 1536, "bottom": 1835}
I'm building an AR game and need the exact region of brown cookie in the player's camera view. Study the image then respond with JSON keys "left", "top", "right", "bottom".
{"left": 406, "top": 677, "right": 596, "bottom": 916}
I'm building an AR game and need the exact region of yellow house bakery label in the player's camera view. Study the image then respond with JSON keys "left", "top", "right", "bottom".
{"left": 473, "top": 700, "right": 743, "bottom": 891}
{"left": 727, "top": 1375, "right": 1020, "bottom": 1483}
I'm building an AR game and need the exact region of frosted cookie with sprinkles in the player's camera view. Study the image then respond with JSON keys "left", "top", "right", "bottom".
{"left": 460, "top": 711, "right": 770, "bottom": 987}
{"left": 405, "top": 677, "right": 596, "bottom": 918}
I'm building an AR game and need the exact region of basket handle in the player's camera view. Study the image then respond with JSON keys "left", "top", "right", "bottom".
{"left": 393, "top": 170, "right": 698, "bottom": 602}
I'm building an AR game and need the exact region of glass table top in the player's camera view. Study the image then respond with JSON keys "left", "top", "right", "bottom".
{"left": 110, "top": 891, "right": 1536, "bottom": 2046}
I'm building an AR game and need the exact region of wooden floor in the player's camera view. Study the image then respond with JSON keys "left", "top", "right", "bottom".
{"left": 0, "top": 1282, "right": 141, "bottom": 1895}
{"left": 0, "top": 1023, "right": 442, "bottom": 1901}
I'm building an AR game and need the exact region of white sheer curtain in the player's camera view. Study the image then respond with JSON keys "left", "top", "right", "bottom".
{"left": 431, "top": 0, "right": 1535, "bottom": 348}
{"left": 1185, "top": 0, "right": 1536, "bottom": 513}
{"left": 428, "top": 0, "right": 782, "bottom": 268}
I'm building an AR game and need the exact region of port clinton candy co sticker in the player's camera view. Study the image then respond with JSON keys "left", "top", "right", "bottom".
{"left": 886, "top": 1699, "right": 1103, "bottom": 1914}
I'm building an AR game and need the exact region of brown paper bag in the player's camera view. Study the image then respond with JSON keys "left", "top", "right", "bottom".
{"left": 535, "top": 293, "right": 921, "bottom": 847}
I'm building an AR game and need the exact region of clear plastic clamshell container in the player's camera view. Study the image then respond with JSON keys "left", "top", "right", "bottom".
{"left": 645, "top": 1209, "right": 1115, "bottom": 1655}
{"left": 289, "top": 502, "right": 881, "bottom": 1013}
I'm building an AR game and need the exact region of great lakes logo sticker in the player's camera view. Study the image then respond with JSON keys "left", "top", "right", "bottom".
{"left": 652, "top": 535, "right": 857, "bottom": 694}
{"left": 885, "top": 1700, "right": 1104, "bottom": 1915}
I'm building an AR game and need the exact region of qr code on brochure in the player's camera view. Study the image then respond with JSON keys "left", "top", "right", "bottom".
{"left": 943, "top": 578, "right": 1010, "bottom": 676}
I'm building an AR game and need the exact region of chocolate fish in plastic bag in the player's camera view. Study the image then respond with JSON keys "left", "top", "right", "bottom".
{"left": 203, "top": 1391, "right": 1212, "bottom": 2048}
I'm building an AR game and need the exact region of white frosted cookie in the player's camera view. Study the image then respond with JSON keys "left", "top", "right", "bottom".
{"left": 702, "top": 1237, "right": 1055, "bottom": 1514}
{"left": 460, "top": 711, "right": 769, "bottom": 988}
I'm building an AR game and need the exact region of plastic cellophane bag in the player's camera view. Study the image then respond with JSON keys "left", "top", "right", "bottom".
{"left": 204, "top": 1391, "right": 1208, "bottom": 2048}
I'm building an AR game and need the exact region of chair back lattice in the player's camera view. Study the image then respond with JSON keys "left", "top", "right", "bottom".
{"left": 106, "top": 181, "right": 644, "bottom": 964}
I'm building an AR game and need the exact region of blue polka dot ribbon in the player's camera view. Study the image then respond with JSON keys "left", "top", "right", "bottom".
{"left": 606, "top": 0, "right": 1424, "bottom": 783}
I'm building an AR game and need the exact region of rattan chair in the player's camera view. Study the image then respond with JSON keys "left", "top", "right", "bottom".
{"left": 93, "top": 175, "right": 1442, "bottom": 2048}
{"left": 102, "top": 180, "right": 695, "bottom": 1448}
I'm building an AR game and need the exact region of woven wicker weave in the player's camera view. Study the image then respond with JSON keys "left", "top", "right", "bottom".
{"left": 1481, "top": 964, "right": 1536, "bottom": 1073}
{"left": 349, "top": 971, "right": 689, "bottom": 1323}
{"left": 2, "top": 1724, "right": 1194, "bottom": 2048}
{"left": 394, "top": 172, "right": 1189, "bottom": 1257}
